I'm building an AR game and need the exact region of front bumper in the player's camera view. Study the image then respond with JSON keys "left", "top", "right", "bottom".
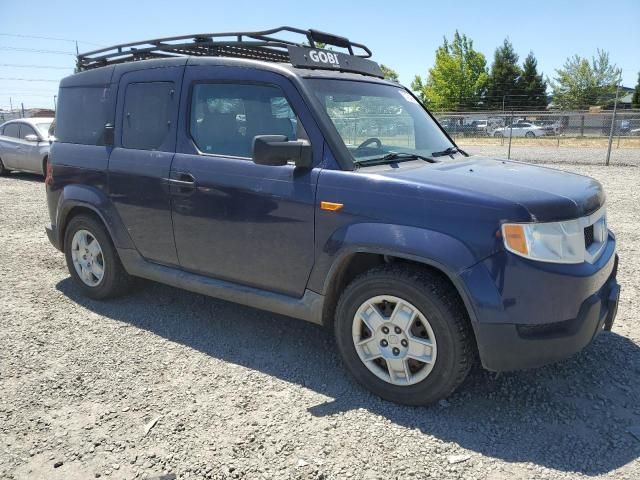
{"left": 473, "top": 267, "right": 619, "bottom": 371}
{"left": 460, "top": 234, "right": 619, "bottom": 371}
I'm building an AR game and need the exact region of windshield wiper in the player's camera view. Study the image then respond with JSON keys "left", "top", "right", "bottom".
{"left": 431, "top": 146, "right": 467, "bottom": 157}
{"left": 355, "top": 152, "right": 437, "bottom": 168}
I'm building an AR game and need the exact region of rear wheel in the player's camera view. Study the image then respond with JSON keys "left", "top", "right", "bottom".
{"left": 493, "top": 132, "right": 503, "bottom": 137}
{"left": 525, "top": 131, "right": 535, "bottom": 138}
{"left": 64, "top": 214, "right": 131, "bottom": 299}
{"left": 42, "top": 156, "right": 48, "bottom": 177}
{"left": 334, "top": 265, "right": 473, "bottom": 405}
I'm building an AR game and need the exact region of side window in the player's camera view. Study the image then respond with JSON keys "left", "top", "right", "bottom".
{"left": 19, "top": 125, "right": 37, "bottom": 139}
{"left": 122, "top": 82, "right": 174, "bottom": 151}
{"left": 190, "top": 83, "right": 305, "bottom": 158}
{"left": 56, "top": 86, "right": 112, "bottom": 145}
{"left": 3, "top": 123, "right": 20, "bottom": 138}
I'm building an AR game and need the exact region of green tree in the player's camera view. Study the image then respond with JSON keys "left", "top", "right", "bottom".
{"left": 411, "top": 31, "right": 488, "bottom": 111}
{"left": 486, "top": 39, "right": 522, "bottom": 110}
{"left": 632, "top": 72, "right": 640, "bottom": 108}
{"left": 551, "top": 50, "right": 621, "bottom": 109}
{"left": 380, "top": 64, "right": 399, "bottom": 82}
{"left": 519, "top": 52, "right": 548, "bottom": 109}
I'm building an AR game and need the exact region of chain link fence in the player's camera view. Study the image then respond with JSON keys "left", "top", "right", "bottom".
{"left": 432, "top": 109, "right": 640, "bottom": 166}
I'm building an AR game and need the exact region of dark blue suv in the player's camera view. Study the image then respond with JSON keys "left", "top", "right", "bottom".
{"left": 45, "top": 28, "right": 620, "bottom": 405}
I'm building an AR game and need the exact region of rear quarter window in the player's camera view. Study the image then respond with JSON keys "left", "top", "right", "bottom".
{"left": 122, "top": 82, "right": 174, "bottom": 151}
{"left": 56, "top": 86, "right": 112, "bottom": 145}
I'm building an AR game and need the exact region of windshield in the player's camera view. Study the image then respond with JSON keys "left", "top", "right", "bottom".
{"left": 35, "top": 122, "right": 52, "bottom": 137}
{"left": 308, "top": 79, "right": 456, "bottom": 165}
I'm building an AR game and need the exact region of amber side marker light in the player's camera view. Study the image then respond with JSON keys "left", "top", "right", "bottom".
{"left": 502, "top": 224, "right": 529, "bottom": 255}
{"left": 320, "top": 201, "right": 344, "bottom": 211}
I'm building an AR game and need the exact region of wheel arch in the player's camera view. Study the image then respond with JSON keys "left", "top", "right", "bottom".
{"left": 319, "top": 247, "right": 480, "bottom": 332}
{"left": 55, "top": 185, "right": 134, "bottom": 252}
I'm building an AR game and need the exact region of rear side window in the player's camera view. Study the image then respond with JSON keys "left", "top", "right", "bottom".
{"left": 122, "top": 82, "right": 174, "bottom": 150}
{"left": 56, "top": 86, "right": 112, "bottom": 145}
{"left": 3, "top": 123, "right": 20, "bottom": 138}
{"left": 190, "top": 83, "right": 304, "bottom": 158}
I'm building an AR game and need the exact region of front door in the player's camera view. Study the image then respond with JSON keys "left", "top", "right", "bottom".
{"left": 108, "top": 65, "right": 184, "bottom": 265}
{"left": 171, "top": 66, "right": 322, "bottom": 297}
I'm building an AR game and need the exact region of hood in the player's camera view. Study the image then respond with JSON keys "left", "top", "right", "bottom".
{"left": 376, "top": 156, "right": 604, "bottom": 222}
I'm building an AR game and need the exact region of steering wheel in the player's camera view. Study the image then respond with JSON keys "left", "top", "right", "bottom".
{"left": 357, "top": 137, "right": 382, "bottom": 149}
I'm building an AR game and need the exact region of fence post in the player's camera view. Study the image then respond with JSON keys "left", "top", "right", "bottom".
{"left": 606, "top": 84, "right": 620, "bottom": 166}
{"left": 580, "top": 115, "right": 584, "bottom": 137}
{"left": 507, "top": 110, "right": 514, "bottom": 160}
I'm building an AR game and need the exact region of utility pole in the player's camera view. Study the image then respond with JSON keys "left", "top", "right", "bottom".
{"left": 9, "top": 97, "right": 13, "bottom": 114}
{"left": 21, "top": 102, "right": 25, "bottom": 118}
{"left": 53, "top": 95, "right": 57, "bottom": 113}
{"left": 606, "top": 83, "right": 620, "bottom": 166}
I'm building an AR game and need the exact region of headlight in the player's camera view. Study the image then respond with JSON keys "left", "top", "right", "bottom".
{"left": 502, "top": 207, "right": 607, "bottom": 264}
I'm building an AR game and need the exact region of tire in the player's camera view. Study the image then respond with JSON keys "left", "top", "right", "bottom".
{"left": 334, "top": 265, "right": 474, "bottom": 406}
{"left": 525, "top": 131, "right": 535, "bottom": 138}
{"left": 42, "top": 156, "right": 48, "bottom": 178}
{"left": 493, "top": 132, "right": 503, "bottom": 138}
{"left": 0, "top": 157, "right": 9, "bottom": 176}
{"left": 64, "top": 214, "right": 131, "bottom": 299}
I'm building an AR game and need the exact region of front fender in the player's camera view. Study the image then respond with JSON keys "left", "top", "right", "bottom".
{"left": 54, "top": 184, "right": 134, "bottom": 250}
{"left": 308, "top": 223, "right": 480, "bottom": 317}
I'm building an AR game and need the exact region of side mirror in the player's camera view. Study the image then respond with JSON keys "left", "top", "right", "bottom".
{"left": 252, "top": 135, "right": 312, "bottom": 168}
{"left": 24, "top": 134, "right": 39, "bottom": 142}
{"left": 103, "top": 123, "right": 115, "bottom": 146}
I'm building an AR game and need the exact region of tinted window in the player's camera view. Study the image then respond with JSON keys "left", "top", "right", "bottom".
{"left": 56, "top": 86, "right": 112, "bottom": 145}
{"left": 122, "top": 82, "right": 174, "bottom": 150}
{"left": 3, "top": 123, "right": 19, "bottom": 138}
{"left": 19, "top": 124, "right": 37, "bottom": 139}
{"left": 190, "top": 83, "right": 303, "bottom": 158}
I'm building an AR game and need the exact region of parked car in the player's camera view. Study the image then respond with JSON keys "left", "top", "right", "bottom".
{"left": 470, "top": 120, "right": 489, "bottom": 136}
{"left": 0, "top": 117, "right": 54, "bottom": 176}
{"left": 631, "top": 128, "right": 640, "bottom": 137}
{"left": 493, "top": 121, "right": 547, "bottom": 138}
{"left": 45, "top": 28, "right": 620, "bottom": 406}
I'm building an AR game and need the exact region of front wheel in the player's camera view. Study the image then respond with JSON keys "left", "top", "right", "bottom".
{"left": 334, "top": 265, "right": 474, "bottom": 405}
{"left": 525, "top": 131, "right": 536, "bottom": 138}
{"left": 0, "top": 157, "right": 9, "bottom": 176}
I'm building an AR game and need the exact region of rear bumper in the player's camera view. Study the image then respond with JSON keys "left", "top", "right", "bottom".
{"left": 474, "top": 269, "right": 620, "bottom": 371}
{"left": 45, "top": 223, "right": 62, "bottom": 251}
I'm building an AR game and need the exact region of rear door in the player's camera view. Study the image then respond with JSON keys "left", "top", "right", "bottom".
{"left": 0, "top": 123, "right": 21, "bottom": 168}
{"left": 170, "top": 66, "right": 323, "bottom": 297}
{"left": 108, "top": 66, "right": 184, "bottom": 266}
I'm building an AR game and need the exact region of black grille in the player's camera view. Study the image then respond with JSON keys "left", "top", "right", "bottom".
{"left": 584, "top": 224, "right": 595, "bottom": 248}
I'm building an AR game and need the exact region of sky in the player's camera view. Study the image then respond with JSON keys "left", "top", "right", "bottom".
{"left": 0, "top": 0, "right": 638, "bottom": 109}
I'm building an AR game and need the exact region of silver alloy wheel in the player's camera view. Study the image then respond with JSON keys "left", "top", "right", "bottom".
{"left": 71, "top": 229, "right": 105, "bottom": 287}
{"left": 352, "top": 295, "right": 437, "bottom": 386}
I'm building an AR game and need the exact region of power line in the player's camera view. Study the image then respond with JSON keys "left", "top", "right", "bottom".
{"left": 0, "top": 32, "right": 105, "bottom": 47}
{"left": 0, "top": 77, "right": 60, "bottom": 82}
{"left": 0, "top": 46, "right": 75, "bottom": 55}
{"left": 0, "top": 63, "right": 72, "bottom": 70}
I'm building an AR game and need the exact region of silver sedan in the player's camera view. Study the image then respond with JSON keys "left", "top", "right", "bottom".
{"left": 0, "top": 117, "right": 54, "bottom": 177}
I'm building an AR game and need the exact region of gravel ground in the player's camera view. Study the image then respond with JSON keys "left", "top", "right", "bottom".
{"left": 462, "top": 144, "right": 640, "bottom": 166}
{"left": 0, "top": 163, "right": 639, "bottom": 480}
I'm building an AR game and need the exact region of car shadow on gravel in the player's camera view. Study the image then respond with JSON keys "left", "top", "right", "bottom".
{"left": 2, "top": 171, "right": 44, "bottom": 183}
{"left": 57, "top": 278, "right": 640, "bottom": 476}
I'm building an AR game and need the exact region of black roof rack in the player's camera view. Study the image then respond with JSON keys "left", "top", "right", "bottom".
{"left": 76, "top": 26, "right": 384, "bottom": 78}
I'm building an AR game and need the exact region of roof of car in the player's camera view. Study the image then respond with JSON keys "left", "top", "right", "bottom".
{"left": 60, "top": 55, "right": 398, "bottom": 89}
{"left": 1, "top": 117, "right": 54, "bottom": 127}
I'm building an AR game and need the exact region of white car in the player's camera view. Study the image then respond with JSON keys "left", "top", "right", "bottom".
{"left": 493, "top": 121, "right": 546, "bottom": 138}
{"left": 0, "top": 117, "right": 54, "bottom": 176}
